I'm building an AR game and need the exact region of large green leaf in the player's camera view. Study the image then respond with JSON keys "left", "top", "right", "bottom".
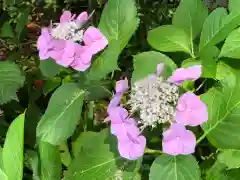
{"left": 0, "top": 22, "right": 14, "bottom": 38}
{"left": 2, "top": 113, "right": 25, "bottom": 180}
{"left": 201, "top": 62, "right": 240, "bottom": 148}
{"left": 37, "top": 83, "right": 85, "bottom": 145}
{"left": 25, "top": 150, "right": 40, "bottom": 180}
{"left": 86, "top": 41, "right": 121, "bottom": 81}
{"left": 172, "top": 0, "right": 208, "bottom": 40}
{"left": 64, "top": 130, "right": 142, "bottom": 180}
{"left": 0, "top": 61, "right": 25, "bottom": 104}
{"left": 218, "top": 150, "right": 240, "bottom": 169}
{"left": 131, "top": 51, "right": 177, "bottom": 83}
{"left": 99, "top": 0, "right": 139, "bottom": 51}
{"left": 229, "top": 0, "right": 240, "bottom": 14}
{"left": 40, "top": 59, "right": 61, "bottom": 78}
{"left": 149, "top": 154, "right": 201, "bottom": 180}
{"left": 148, "top": 25, "right": 192, "bottom": 55}
{"left": 206, "top": 160, "right": 240, "bottom": 180}
{"left": 199, "top": 8, "right": 240, "bottom": 53}
{"left": 39, "top": 141, "right": 61, "bottom": 180}
{"left": 0, "top": 169, "right": 7, "bottom": 180}
{"left": 219, "top": 27, "right": 240, "bottom": 58}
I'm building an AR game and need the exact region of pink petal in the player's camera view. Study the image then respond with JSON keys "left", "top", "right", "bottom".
{"left": 77, "top": 11, "right": 88, "bottom": 21}
{"left": 156, "top": 63, "right": 164, "bottom": 76}
{"left": 162, "top": 123, "right": 196, "bottom": 155}
{"left": 60, "top": 11, "right": 72, "bottom": 23}
{"left": 175, "top": 92, "right": 208, "bottom": 126}
{"left": 116, "top": 78, "right": 128, "bottom": 94}
{"left": 107, "top": 94, "right": 122, "bottom": 113}
{"left": 60, "top": 41, "right": 77, "bottom": 67}
{"left": 168, "top": 65, "right": 202, "bottom": 85}
{"left": 70, "top": 46, "right": 93, "bottom": 71}
{"left": 83, "top": 26, "right": 108, "bottom": 55}
{"left": 118, "top": 135, "right": 146, "bottom": 160}
{"left": 109, "top": 107, "right": 128, "bottom": 124}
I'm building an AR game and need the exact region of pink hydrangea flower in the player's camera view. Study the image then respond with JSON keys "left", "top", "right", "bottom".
{"left": 37, "top": 10, "right": 108, "bottom": 72}
{"left": 107, "top": 78, "right": 146, "bottom": 160}
{"left": 117, "top": 118, "right": 146, "bottom": 160}
{"left": 168, "top": 65, "right": 202, "bottom": 85}
{"left": 162, "top": 123, "right": 196, "bottom": 155}
{"left": 83, "top": 26, "right": 108, "bottom": 55}
{"left": 37, "top": 28, "right": 53, "bottom": 60}
{"left": 175, "top": 92, "right": 208, "bottom": 126}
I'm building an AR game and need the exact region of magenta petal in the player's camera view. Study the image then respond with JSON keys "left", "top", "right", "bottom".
{"left": 109, "top": 107, "right": 128, "bottom": 124}
{"left": 83, "top": 26, "right": 108, "bottom": 54}
{"left": 118, "top": 135, "right": 146, "bottom": 160}
{"left": 60, "top": 11, "right": 72, "bottom": 23}
{"left": 107, "top": 94, "right": 122, "bottom": 113}
{"left": 175, "top": 92, "right": 208, "bottom": 126}
{"left": 70, "top": 46, "right": 93, "bottom": 71}
{"left": 77, "top": 11, "right": 88, "bottom": 21}
{"left": 162, "top": 123, "right": 196, "bottom": 155}
{"left": 168, "top": 65, "right": 202, "bottom": 85}
{"left": 116, "top": 78, "right": 128, "bottom": 94}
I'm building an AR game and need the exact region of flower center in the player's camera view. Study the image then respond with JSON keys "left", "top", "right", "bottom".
{"left": 51, "top": 21, "right": 84, "bottom": 42}
{"left": 128, "top": 75, "right": 180, "bottom": 129}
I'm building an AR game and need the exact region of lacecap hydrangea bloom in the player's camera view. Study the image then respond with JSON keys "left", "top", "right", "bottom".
{"left": 107, "top": 64, "right": 208, "bottom": 159}
{"left": 37, "top": 11, "right": 108, "bottom": 71}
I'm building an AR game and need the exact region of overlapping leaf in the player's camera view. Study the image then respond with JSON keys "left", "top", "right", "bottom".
{"left": 149, "top": 154, "right": 201, "bottom": 180}
{"left": 37, "top": 83, "right": 85, "bottom": 145}
{"left": 64, "top": 130, "right": 141, "bottom": 180}
{"left": 0, "top": 61, "right": 25, "bottom": 104}
{"left": 201, "top": 62, "right": 240, "bottom": 148}
{"left": 2, "top": 113, "right": 25, "bottom": 180}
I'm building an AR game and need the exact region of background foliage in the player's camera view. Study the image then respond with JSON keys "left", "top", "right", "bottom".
{"left": 2, "top": 0, "right": 240, "bottom": 179}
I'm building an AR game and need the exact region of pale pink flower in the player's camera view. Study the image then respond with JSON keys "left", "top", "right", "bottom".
{"left": 168, "top": 65, "right": 202, "bottom": 85}
{"left": 162, "top": 123, "right": 196, "bottom": 155}
{"left": 175, "top": 92, "right": 208, "bottom": 126}
{"left": 83, "top": 26, "right": 108, "bottom": 55}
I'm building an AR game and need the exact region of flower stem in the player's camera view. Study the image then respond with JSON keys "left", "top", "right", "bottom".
{"left": 197, "top": 133, "right": 206, "bottom": 144}
{"left": 144, "top": 148, "right": 163, "bottom": 154}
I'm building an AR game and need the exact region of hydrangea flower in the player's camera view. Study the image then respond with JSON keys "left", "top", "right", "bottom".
{"left": 107, "top": 79, "right": 146, "bottom": 160}
{"left": 37, "top": 11, "right": 108, "bottom": 71}
{"left": 162, "top": 123, "right": 196, "bottom": 155}
{"left": 114, "top": 64, "right": 208, "bottom": 156}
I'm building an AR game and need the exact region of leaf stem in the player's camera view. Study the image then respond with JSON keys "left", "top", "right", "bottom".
{"left": 196, "top": 133, "right": 206, "bottom": 144}
{"left": 144, "top": 148, "right": 163, "bottom": 154}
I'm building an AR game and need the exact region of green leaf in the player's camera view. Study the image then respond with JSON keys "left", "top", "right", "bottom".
{"left": 0, "top": 22, "right": 14, "bottom": 38}
{"left": 2, "top": 113, "right": 25, "bottom": 180}
{"left": 199, "top": 8, "right": 240, "bottom": 53}
{"left": 64, "top": 130, "right": 142, "bottom": 180}
{"left": 43, "top": 77, "right": 61, "bottom": 96}
{"left": 39, "top": 141, "right": 61, "bottom": 180}
{"left": 86, "top": 41, "right": 121, "bottom": 81}
{"left": 15, "top": 7, "right": 30, "bottom": 38}
{"left": 37, "top": 83, "right": 85, "bottom": 145}
{"left": 148, "top": 25, "right": 192, "bottom": 55}
{"left": 99, "top": 0, "right": 139, "bottom": 51}
{"left": 0, "top": 169, "right": 7, "bottom": 180}
{"left": 201, "top": 62, "right": 240, "bottom": 148}
{"left": 229, "top": 0, "right": 240, "bottom": 14}
{"left": 200, "top": 46, "right": 220, "bottom": 78}
{"left": 40, "top": 59, "right": 61, "bottom": 78}
{"left": 218, "top": 150, "right": 240, "bottom": 169}
{"left": 25, "top": 150, "right": 40, "bottom": 180}
{"left": 219, "top": 27, "right": 240, "bottom": 58}
{"left": 149, "top": 154, "right": 201, "bottom": 180}
{"left": 206, "top": 160, "right": 229, "bottom": 180}
{"left": 0, "top": 61, "right": 25, "bottom": 104}
{"left": 60, "top": 142, "right": 72, "bottom": 167}
{"left": 131, "top": 51, "right": 177, "bottom": 83}
{"left": 3, "top": 0, "right": 22, "bottom": 8}
{"left": 172, "top": 0, "right": 208, "bottom": 40}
